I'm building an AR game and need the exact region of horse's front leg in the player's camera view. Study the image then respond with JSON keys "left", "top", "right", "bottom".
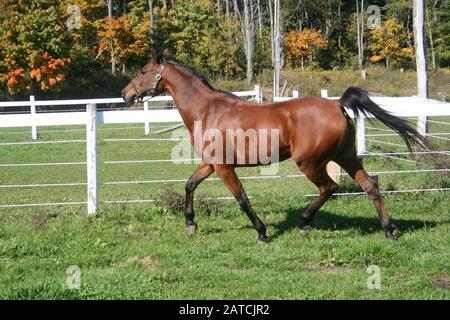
{"left": 185, "top": 163, "right": 214, "bottom": 235}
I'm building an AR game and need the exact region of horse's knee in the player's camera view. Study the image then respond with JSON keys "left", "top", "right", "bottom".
{"left": 185, "top": 179, "right": 196, "bottom": 194}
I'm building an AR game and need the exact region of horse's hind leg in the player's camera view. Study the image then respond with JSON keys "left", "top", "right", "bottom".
{"left": 335, "top": 156, "right": 396, "bottom": 240}
{"left": 214, "top": 164, "right": 269, "bottom": 243}
{"left": 185, "top": 163, "right": 214, "bottom": 236}
{"left": 297, "top": 163, "right": 338, "bottom": 236}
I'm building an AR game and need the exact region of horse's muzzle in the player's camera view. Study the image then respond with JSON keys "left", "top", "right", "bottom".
{"left": 122, "top": 86, "right": 136, "bottom": 107}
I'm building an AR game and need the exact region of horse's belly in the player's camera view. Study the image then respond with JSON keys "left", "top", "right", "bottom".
{"left": 197, "top": 135, "right": 291, "bottom": 166}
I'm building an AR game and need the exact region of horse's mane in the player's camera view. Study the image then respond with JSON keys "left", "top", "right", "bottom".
{"left": 160, "top": 56, "right": 239, "bottom": 100}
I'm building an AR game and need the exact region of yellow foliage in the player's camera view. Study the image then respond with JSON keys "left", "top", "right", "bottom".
{"left": 369, "top": 18, "right": 413, "bottom": 67}
{"left": 284, "top": 28, "right": 327, "bottom": 65}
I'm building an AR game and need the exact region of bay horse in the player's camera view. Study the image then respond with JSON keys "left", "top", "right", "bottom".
{"left": 122, "top": 49, "right": 425, "bottom": 242}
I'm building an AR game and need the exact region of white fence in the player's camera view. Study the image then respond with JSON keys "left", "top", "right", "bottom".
{"left": 1, "top": 86, "right": 449, "bottom": 214}
{"left": 275, "top": 89, "right": 450, "bottom": 154}
{"left": 0, "top": 85, "right": 263, "bottom": 138}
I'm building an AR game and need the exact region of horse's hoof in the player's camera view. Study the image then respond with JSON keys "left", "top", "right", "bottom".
{"left": 186, "top": 224, "right": 197, "bottom": 236}
{"left": 257, "top": 235, "right": 270, "bottom": 244}
{"left": 385, "top": 224, "right": 397, "bottom": 240}
{"left": 385, "top": 232, "right": 397, "bottom": 241}
{"left": 299, "top": 225, "right": 312, "bottom": 237}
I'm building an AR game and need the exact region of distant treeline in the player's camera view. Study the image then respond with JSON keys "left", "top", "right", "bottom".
{"left": 0, "top": 0, "right": 448, "bottom": 99}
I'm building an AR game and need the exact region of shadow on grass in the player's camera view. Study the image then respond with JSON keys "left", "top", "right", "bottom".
{"left": 269, "top": 207, "right": 444, "bottom": 240}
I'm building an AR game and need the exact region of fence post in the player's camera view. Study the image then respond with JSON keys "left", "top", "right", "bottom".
{"left": 144, "top": 100, "right": 150, "bottom": 135}
{"left": 255, "top": 85, "right": 262, "bottom": 103}
{"left": 86, "top": 104, "right": 98, "bottom": 215}
{"left": 30, "top": 95, "right": 37, "bottom": 140}
{"left": 320, "top": 89, "right": 328, "bottom": 98}
{"left": 292, "top": 90, "right": 299, "bottom": 98}
{"left": 417, "top": 115, "right": 428, "bottom": 136}
{"left": 356, "top": 115, "right": 366, "bottom": 155}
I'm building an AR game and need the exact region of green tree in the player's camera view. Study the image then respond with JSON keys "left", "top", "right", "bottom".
{"left": 151, "top": 0, "right": 244, "bottom": 78}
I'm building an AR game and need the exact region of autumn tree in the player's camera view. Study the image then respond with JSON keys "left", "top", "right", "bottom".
{"left": 368, "top": 18, "right": 414, "bottom": 69}
{"left": 96, "top": 15, "right": 150, "bottom": 73}
{"left": 284, "top": 28, "right": 328, "bottom": 69}
{"left": 152, "top": 0, "right": 244, "bottom": 78}
{"left": 0, "top": 0, "right": 72, "bottom": 96}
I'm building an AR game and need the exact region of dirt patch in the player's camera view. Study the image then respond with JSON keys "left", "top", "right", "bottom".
{"left": 120, "top": 256, "right": 159, "bottom": 270}
{"left": 431, "top": 277, "right": 450, "bottom": 290}
{"left": 31, "top": 213, "right": 47, "bottom": 230}
{"left": 122, "top": 228, "right": 149, "bottom": 240}
{"left": 391, "top": 275, "right": 408, "bottom": 282}
{"left": 303, "top": 263, "right": 353, "bottom": 274}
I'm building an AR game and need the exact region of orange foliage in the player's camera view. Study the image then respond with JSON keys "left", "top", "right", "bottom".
{"left": 284, "top": 28, "right": 328, "bottom": 65}
{"left": 96, "top": 16, "right": 145, "bottom": 66}
{"left": 2, "top": 53, "right": 69, "bottom": 94}
{"left": 29, "top": 52, "right": 69, "bottom": 91}
{"left": 2, "top": 58, "right": 30, "bottom": 95}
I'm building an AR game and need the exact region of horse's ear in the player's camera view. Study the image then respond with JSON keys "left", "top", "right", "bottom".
{"left": 151, "top": 48, "right": 159, "bottom": 64}
{"left": 162, "top": 48, "right": 170, "bottom": 59}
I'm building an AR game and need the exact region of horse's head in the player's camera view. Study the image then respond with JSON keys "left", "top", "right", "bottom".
{"left": 122, "top": 48, "right": 170, "bottom": 107}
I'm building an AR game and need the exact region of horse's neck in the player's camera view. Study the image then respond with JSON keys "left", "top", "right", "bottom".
{"left": 164, "top": 68, "right": 214, "bottom": 131}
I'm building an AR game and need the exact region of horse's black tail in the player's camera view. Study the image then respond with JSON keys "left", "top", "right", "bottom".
{"left": 339, "top": 86, "right": 427, "bottom": 152}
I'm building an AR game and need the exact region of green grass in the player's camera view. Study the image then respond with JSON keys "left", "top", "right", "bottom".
{"left": 0, "top": 117, "right": 449, "bottom": 299}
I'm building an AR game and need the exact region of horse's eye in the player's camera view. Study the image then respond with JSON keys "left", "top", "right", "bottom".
{"left": 140, "top": 68, "right": 147, "bottom": 74}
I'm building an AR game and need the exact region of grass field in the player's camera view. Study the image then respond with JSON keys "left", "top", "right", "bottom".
{"left": 0, "top": 115, "right": 449, "bottom": 299}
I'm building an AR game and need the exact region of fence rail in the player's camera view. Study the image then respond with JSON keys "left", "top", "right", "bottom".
{"left": 0, "top": 86, "right": 262, "bottom": 137}
{"left": 1, "top": 88, "right": 449, "bottom": 214}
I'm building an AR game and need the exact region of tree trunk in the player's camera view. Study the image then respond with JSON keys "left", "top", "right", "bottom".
{"left": 243, "top": 0, "right": 255, "bottom": 83}
{"left": 427, "top": 16, "right": 436, "bottom": 69}
{"left": 269, "top": 0, "right": 275, "bottom": 65}
{"left": 413, "top": 0, "right": 429, "bottom": 135}
{"left": 413, "top": 0, "right": 428, "bottom": 99}
{"left": 108, "top": 0, "right": 115, "bottom": 75}
{"left": 225, "top": 0, "right": 230, "bottom": 18}
{"left": 233, "top": 0, "right": 239, "bottom": 18}
{"left": 356, "top": 0, "right": 361, "bottom": 64}
{"left": 162, "top": 0, "right": 167, "bottom": 8}
{"left": 217, "top": 0, "right": 221, "bottom": 17}
{"left": 338, "top": 4, "right": 341, "bottom": 48}
{"left": 325, "top": 2, "right": 332, "bottom": 39}
{"left": 256, "top": 0, "right": 264, "bottom": 48}
{"left": 149, "top": 0, "right": 154, "bottom": 39}
{"left": 356, "top": 0, "right": 366, "bottom": 80}
{"left": 273, "top": 0, "right": 282, "bottom": 97}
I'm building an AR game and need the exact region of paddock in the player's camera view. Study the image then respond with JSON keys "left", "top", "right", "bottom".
{"left": 0, "top": 90, "right": 449, "bottom": 299}
{"left": 0, "top": 89, "right": 449, "bottom": 212}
